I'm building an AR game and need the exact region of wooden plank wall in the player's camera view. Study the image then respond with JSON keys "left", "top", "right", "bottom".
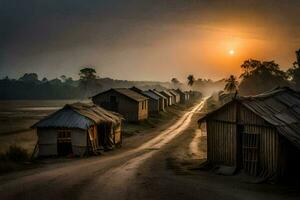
{"left": 207, "top": 120, "right": 236, "bottom": 166}
{"left": 239, "top": 106, "right": 279, "bottom": 177}
{"left": 242, "top": 125, "right": 278, "bottom": 176}
{"left": 206, "top": 102, "right": 280, "bottom": 177}
{"left": 207, "top": 102, "right": 237, "bottom": 166}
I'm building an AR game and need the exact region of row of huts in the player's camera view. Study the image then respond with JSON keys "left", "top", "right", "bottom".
{"left": 199, "top": 87, "right": 300, "bottom": 179}
{"left": 91, "top": 87, "right": 196, "bottom": 122}
{"left": 32, "top": 87, "right": 198, "bottom": 157}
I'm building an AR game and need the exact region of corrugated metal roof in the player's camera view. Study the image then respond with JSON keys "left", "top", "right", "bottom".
{"left": 200, "top": 87, "right": 300, "bottom": 148}
{"left": 160, "top": 90, "right": 173, "bottom": 97}
{"left": 93, "top": 88, "right": 148, "bottom": 102}
{"left": 175, "top": 89, "right": 185, "bottom": 95}
{"left": 168, "top": 89, "right": 180, "bottom": 96}
{"left": 130, "top": 87, "right": 157, "bottom": 100}
{"left": 241, "top": 87, "right": 300, "bottom": 147}
{"left": 149, "top": 90, "right": 167, "bottom": 99}
{"left": 114, "top": 88, "right": 148, "bottom": 102}
{"left": 143, "top": 91, "right": 160, "bottom": 100}
{"left": 32, "top": 102, "right": 122, "bottom": 130}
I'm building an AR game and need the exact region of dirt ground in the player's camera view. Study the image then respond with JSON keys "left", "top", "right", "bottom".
{"left": 0, "top": 100, "right": 299, "bottom": 200}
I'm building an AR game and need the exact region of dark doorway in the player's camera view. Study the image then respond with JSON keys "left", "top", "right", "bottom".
{"left": 97, "top": 124, "right": 113, "bottom": 150}
{"left": 57, "top": 130, "right": 73, "bottom": 156}
{"left": 98, "top": 124, "right": 106, "bottom": 148}
{"left": 110, "top": 96, "right": 118, "bottom": 112}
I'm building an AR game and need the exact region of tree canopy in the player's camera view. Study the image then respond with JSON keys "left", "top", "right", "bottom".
{"left": 286, "top": 49, "right": 300, "bottom": 90}
{"left": 239, "top": 59, "right": 289, "bottom": 95}
{"left": 78, "top": 65, "right": 101, "bottom": 98}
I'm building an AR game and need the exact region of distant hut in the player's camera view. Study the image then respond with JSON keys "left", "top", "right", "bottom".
{"left": 92, "top": 88, "right": 148, "bottom": 122}
{"left": 159, "top": 90, "right": 173, "bottom": 106}
{"left": 168, "top": 89, "right": 180, "bottom": 104}
{"left": 184, "top": 91, "right": 190, "bottom": 101}
{"left": 130, "top": 86, "right": 160, "bottom": 114}
{"left": 148, "top": 89, "right": 167, "bottom": 111}
{"left": 143, "top": 91, "right": 163, "bottom": 113}
{"left": 176, "top": 89, "right": 188, "bottom": 103}
{"left": 198, "top": 87, "right": 300, "bottom": 179}
{"left": 32, "top": 102, "right": 123, "bottom": 157}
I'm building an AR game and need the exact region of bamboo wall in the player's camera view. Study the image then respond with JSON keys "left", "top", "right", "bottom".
{"left": 207, "top": 120, "right": 236, "bottom": 166}
{"left": 207, "top": 102, "right": 237, "bottom": 166}
{"left": 205, "top": 102, "right": 281, "bottom": 177}
{"left": 239, "top": 106, "right": 279, "bottom": 176}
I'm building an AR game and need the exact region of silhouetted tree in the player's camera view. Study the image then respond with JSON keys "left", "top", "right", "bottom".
{"left": 287, "top": 49, "right": 300, "bottom": 90}
{"left": 79, "top": 67, "right": 96, "bottom": 81}
{"left": 60, "top": 75, "right": 67, "bottom": 82}
{"left": 41, "top": 77, "right": 48, "bottom": 83}
{"left": 79, "top": 65, "right": 101, "bottom": 97}
{"left": 224, "top": 75, "right": 238, "bottom": 93}
{"left": 239, "top": 59, "right": 289, "bottom": 95}
{"left": 49, "top": 78, "right": 62, "bottom": 85}
{"left": 19, "top": 73, "right": 39, "bottom": 83}
{"left": 187, "top": 75, "right": 195, "bottom": 87}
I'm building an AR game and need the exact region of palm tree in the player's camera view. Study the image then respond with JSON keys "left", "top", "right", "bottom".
{"left": 224, "top": 75, "right": 239, "bottom": 93}
{"left": 187, "top": 75, "right": 195, "bottom": 87}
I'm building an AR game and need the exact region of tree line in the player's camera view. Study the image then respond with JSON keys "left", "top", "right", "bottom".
{"left": 0, "top": 65, "right": 172, "bottom": 100}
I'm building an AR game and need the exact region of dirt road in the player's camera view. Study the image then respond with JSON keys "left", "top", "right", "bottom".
{"left": 0, "top": 100, "right": 299, "bottom": 200}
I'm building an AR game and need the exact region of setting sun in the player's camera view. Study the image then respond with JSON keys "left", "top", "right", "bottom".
{"left": 229, "top": 49, "right": 235, "bottom": 55}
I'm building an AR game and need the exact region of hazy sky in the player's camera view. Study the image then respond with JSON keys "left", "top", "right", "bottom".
{"left": 1, "top": 0, "right": 300, "bottom": 81}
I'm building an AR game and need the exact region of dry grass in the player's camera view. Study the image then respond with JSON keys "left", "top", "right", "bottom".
{"left": 0, "top": 145, "right": 32, "bottom": 175}
{"left": 0, "top": 130, "right": 37, "bottom": 154}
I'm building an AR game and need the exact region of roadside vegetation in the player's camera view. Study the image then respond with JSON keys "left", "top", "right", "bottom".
{"left": 0, "top": 145, "right": 34, "bottom": 175}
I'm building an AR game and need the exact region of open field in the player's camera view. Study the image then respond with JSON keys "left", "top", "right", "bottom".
{"left": 0, "top": 99, "right": 199, "bottom": 154}
{"left": 0, "top": 100, "right": 89, "bottom": 135}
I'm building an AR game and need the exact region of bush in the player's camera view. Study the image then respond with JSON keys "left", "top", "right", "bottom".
{"left": 5, "top": 145, "right": 29, "bottom": 162}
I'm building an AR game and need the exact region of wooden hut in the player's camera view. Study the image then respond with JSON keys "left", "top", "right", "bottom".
{"left": 159, "top": 90, "right": 173, "bottom": 106}
{"left": 130, "top": 87, "right": 160, "bottom": 114}
{"left": 176, "top": 89, "right": 188, "bottom": 103}
{"left": 149, "top": 89, "right": 167, "bottom": 110}
{"left": 92, "top": 88, "right": 148, "bottom": 122}
{"left": 169, "top": 89, "right": 180, "bottom": 104}
{"left": 198, "top": 87, "right": 300, "bottom": 179}
{"left": 184, "top": 91, "right": 190, "bottom": 101}
{"left": 32, "top": 102, "right": 123, "bottom": 157}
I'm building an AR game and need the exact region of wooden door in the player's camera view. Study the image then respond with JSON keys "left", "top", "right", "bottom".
{"left": 57, "top": 130, "right": 72, "bottom": 156}
{"left": 242, "top": 132, "right": 260, "bottom": 176}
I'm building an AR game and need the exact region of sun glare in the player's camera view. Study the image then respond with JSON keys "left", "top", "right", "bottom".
{"left": 229, "top": 49, "right": 235, "bottom": 55}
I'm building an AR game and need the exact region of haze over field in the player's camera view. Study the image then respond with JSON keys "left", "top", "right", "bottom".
{"left": 1, "top": 0, "right": 300, "bottom": 81}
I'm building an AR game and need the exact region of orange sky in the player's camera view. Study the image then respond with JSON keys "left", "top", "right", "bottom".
{"left": 1, "top": 0, "right": 299, "bottom": 82}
